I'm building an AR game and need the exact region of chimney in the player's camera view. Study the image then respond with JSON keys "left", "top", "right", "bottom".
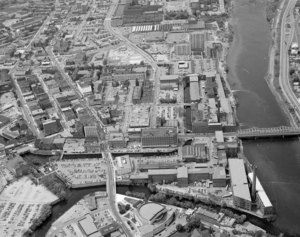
{"left": 252, "top": 165, "right": 257, "bottom": 201}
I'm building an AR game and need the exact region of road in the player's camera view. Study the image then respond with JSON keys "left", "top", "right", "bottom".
{"left": 103, "top": 0, "right": 161, "bottom": 128}
{"left": 8, "top": 15, "right": 52, "bottom": 138}
{"left": 46, "top": 38, "right": 133, "bottom": 237}
{"left": 279, "top": 0, "right": 300, "bottom": 125}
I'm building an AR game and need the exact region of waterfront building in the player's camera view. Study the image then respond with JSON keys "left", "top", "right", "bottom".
{"left": 248, "top": 172, "right": 273, "bottom": 216}
{"left": 228, "top": 159, "right": 252, "bottom": 211}
{"left": 148, "top": 169, "right": 177, "bottom": 184}
{"left": 137, "top": 203, "right": 175, "bottom": 237}
{"left": 116, "top": 155, "right": 132, "bottom": 175}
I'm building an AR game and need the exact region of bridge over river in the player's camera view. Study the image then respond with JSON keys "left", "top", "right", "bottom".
{"left": 179, "top": 126, "right": 300, "bottom": 140}
{"left": 236, "top": 126, "right": 300, "bottom": 139}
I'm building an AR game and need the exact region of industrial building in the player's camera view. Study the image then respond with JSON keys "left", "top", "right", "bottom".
{"left": 141, "top": 127, "right": 177, "bottom": 148}
{"left": 159, "top": 75, "right": 179, "bottom": 90}
{"left": 174, "top": 43, "right": 191, "bottom": 56}
{"left": 84, "top": 125, "right": 98, "bottom": 138}
{"left": 228, "top": 159, "right": 252, "bottom": 211}
{"left": 108, "top": 132, "right": 127, "bottom": 148}
{"left": 182, "top": 144, "right": 208, "bottom": 163}
{"left": 248, "top": 172, "right": 273, "bottom": 216}
{"left": 190, "top": 31, "right": 207, "bottom": 51}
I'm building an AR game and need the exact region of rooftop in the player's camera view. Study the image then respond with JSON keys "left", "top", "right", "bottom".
{"left": 228, "top": 159, "right": 251, "bottom": 201}
{"left": 248, "top": 172, "right": 272, "bottom": 208}
{"left": 139, "top": 202, "right": 166, "bottom": 222}
{"left": 142, "top": 127, "right": 177, "bottom": 138}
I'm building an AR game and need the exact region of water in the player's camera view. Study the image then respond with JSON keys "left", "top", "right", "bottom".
{"left": 31, "top": 0, "right": 300, "bottom": 235}
{"left": 228, "top": 0, "right": 300, "bottom": 234}
{"left": 34, "top": 185, "right": 149, "bottom": 236}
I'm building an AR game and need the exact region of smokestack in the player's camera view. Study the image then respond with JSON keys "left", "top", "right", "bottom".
{"left": 252, "top": 165, "right": 257, "bottom": 201}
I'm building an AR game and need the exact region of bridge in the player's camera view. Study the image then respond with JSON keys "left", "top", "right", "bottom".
{"left": 178, "top": 126, "right": 300, "bottom": 140}
{"left": 237, "top": 126, "right": 300, "bottom": 139}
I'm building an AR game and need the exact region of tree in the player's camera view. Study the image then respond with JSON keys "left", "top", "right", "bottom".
{"left": 176, "top": 224, "right": 184, "bottom": 232}
{"left": 125, "top": 204, "right": 131, "bottom": 211}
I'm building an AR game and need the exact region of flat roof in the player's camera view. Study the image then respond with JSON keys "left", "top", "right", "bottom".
{"left": 248, "top": 172, "right": 272, "bottom": 208}
{"left": 228, "top": 159, "right": 251, "bottom": 201}
{"left": 212, "top": 166, "right": 226, "bottom": 179}
{"left": 139, "top": 203, "right": 165, "bottom": 221}
{"left": 142, "top": 127, "right": 177, "bottom": 138}
{"left": 78, "top": 215, "right": 98, "bottom": 236}
{"left": 177, "top": 166, "right": 188, "bottom": 178}
{"left": 160, "top": 74, "right": 179, "bottom": 81}
{"left": 190, "top": 81, "right": 200, "bottom": 101}
{"left": 148, "top": 169, "right": 177, "bottom": 175}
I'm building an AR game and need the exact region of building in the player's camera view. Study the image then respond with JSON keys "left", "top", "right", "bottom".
{"left": 141, "top": 127, "right": 177, "bottom": 148}
{"left": 212, "top": 166, "right": 226, "bottom": 187}
{"left": 108, "top": 132, "right": 127, "bottom": 148}
{"left": 137, "top": 203, "right": 175, "bottom": 237}
{"left": 177, "top": 166, "right": 188, "bottom": 187}
{"left": 78, "top": 214, "right": 98, "bottom": 236}
{"left": 189, "top": 75, "right": 200, "bottom": 102}
{"left": 248, "top": 172, "right": 273, "bottom": 216}
{"left": 84, "top": 125, "right": 98, "bottom": 138}
{"left": 188, "top": 168, "right": 212, "bottom": 183}
{"left": 43, "top": 119, "right": 60, "bottom": 136}
{"left": 228, "top": 159, "right": 252, "bottom": 211}
{"left": 132, "top": 86, "right": 142, "bottom": 104}
{"left": 130, "top": 106, "right": 150, "bottom": 128}
{"left": 116, "top": 155, "right": 132, "bottom": 175}
{"left": 174, "top": 43, "right": 191, "bottom": 56}
{"left": 190, "top": 32, "right": 207, "bottom": 51}
{"left": 148, "top": 169, "right": 177, "bottom": 184}
{"left": 77, "top": 80, "right": 92, "bottom": 95}
{"left": 182, "top": 144, "right": 208, "bottom": 163}
{"left": 160, "top": 75, "right": 179, "bottom": 90}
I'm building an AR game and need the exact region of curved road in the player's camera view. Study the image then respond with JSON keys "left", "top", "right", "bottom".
{"left": 279, "top": 0, "right": 299, "bottom": 125}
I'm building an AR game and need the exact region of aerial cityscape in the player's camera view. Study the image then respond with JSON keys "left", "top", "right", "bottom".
{"left": 0, "top": 0, "right": 299, "bottom": 236}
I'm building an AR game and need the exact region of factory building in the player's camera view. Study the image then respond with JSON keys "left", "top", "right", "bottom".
{"left": 141, "top": 127, "right": 177, "bottom": 148}
{"left": 228, "top": 159, "right": 252, "bottom": 211}
{"left": 174, "top": 43, "right": 191, "bottom": 56}
{"left": 160, "top": 75, "right": 179, "bottom": 90}
{"left": 248, "top": 172, "right": 273, "bottom": 216}
{"left": 190, "top": 31, "right": 207, "bottom": 51}
{"left": 84, "top": 125, "right": 98, "bottom": 138}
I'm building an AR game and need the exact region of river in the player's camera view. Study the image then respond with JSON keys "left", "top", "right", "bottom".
{"left": 228, "top": 0, "right": 300, "bottom": 235}
{"left": 33, "top": 185, "right": 150, "bottom": 237}
{"left": 34, "top": 0, "right": 300, "bottom": 236}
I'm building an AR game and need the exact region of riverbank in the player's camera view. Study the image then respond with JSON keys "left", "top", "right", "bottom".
{"left": 265, "top": 0, "right": 299, "bottom": 127}
{"left": 226, "top": 0, "right": 300, "bottom": 234}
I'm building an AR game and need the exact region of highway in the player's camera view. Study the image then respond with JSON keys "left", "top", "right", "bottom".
{"left": 279, "top": 0, "right": 299, "bottom": 126}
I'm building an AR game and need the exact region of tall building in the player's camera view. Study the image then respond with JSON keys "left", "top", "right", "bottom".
{"left": 190, "top": 31, "right": 206, "bottom": 51}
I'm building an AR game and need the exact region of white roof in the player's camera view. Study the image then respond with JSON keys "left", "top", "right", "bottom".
{"left": 248, "top": 172, "right": 272, "bottom": 208}
{"left": 228, "top": 159, "right": 251, "bottom": 201}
